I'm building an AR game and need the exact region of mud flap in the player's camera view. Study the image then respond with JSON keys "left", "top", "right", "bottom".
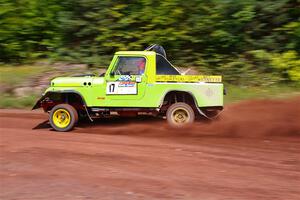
{"left": 197, "top": 107, "right": 223, "bottom": 120}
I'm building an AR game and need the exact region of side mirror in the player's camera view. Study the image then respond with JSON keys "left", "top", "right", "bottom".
{"left": 110, "top": 71, "right": 115, "bottom": 77}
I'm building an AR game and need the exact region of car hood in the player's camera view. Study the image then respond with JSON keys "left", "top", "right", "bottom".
{"left": 51, "top": 76, "right": 95, "bottom": 87}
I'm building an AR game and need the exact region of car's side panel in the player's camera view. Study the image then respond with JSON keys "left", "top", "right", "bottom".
{"left": 47, "top": 83, "right": 223, "bottom": 108}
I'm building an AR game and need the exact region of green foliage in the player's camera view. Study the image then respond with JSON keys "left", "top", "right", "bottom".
{"left": 0, "top": 0, "right": 62, "bottom": 62}
{"left": 270, "top": 51, "right": 300, "bottom": 81}
{"left": 0, "top": 0, "right": 299, "bottom": 85}
{"left": 249, "top": 50, "right": 300, "bottom": 82}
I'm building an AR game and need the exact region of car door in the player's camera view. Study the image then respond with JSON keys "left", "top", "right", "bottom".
{"left": 105, "top": 56, "right": 148, "bottom": 105}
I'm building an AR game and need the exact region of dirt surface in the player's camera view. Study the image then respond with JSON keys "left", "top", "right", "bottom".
{"left": 1, "top": 97, "right": 300, "bottom": 200}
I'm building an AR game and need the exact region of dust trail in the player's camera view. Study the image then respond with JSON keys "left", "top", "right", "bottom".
{"left": 191, "top": 96, "right": 300, "bottom": 138}
{"left": 74, "top": 96, "right": 300, "bottom": 138}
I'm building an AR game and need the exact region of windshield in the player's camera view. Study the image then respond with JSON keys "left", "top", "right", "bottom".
{"left": 114, "top": 57, "right": 146, "bottom": 75}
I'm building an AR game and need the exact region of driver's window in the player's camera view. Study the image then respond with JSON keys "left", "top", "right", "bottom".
{"left": 114, "top": 57, "right": 146, "bottom": 75}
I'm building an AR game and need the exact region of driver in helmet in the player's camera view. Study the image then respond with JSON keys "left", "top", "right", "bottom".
{"left": 137, "top": 59, "right": 145, "bottom": 75}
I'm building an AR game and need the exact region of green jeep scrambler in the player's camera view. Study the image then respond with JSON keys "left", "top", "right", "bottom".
{"left": 33, "top": 45, "right": 224, "bottom": 131}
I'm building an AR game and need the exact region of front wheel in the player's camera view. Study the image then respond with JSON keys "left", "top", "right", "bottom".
{"left": 166, "top": 102, "right": 195, "bottom": 127}
{"left": 49, "top": 104, "right": 78, "bottom": 132}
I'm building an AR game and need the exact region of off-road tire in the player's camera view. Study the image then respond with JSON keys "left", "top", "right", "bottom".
{"left": 166, "top": 102, "right": 195, "bottom": 127}
{"left": 49, "top": 104, "right": 78, "bottom": 132}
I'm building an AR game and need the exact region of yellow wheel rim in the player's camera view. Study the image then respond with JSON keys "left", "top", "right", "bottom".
{"left": 52, "top": 109, "right": 71, "bottom": 128}
{"left": 171, "top": 108, "right": 190, "bottom": 124}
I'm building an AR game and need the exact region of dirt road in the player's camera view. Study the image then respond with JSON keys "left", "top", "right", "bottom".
{"left": 1, "top": 97, "right": 300, "bottom": 200}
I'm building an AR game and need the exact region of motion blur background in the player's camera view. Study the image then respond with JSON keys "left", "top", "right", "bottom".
{"left": 0, "top": 0, "right": 299, "bottom": 107}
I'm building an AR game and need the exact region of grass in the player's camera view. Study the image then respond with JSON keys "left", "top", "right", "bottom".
{"left": 0, "top": 64, "right": 299, "bottom": 109}
{"left": 0, "top": 64, "right": 49, "bottom": 109}
{"left": 224, "top": 84, "right": 300, "bottom": 104}
{"left": 0, "top": 65, "right": 48, "bottom": 87}
{"left": 0, "top": 94, "right": 39, "bottom": 109}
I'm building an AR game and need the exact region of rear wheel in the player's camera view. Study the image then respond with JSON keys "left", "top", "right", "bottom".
{"left": 166, "top": 102, "right": 195, "bottom": 127}
{"left": 49, "top": 104, "right": 78, "bottom": 132}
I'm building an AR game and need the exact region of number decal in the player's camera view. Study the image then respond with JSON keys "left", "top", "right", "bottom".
{"left": 109, "top": 83, "right": 115, "bottom": 93}
{"left": 106, "top": 82, "right": 137, "bottom": 95}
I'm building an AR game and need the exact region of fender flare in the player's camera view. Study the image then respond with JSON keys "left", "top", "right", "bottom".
{"left": 159, "top": 90, "right": 212, "bottom": 119}
{"left": 159, "top": 90, "right": 200, "bottom": 108}
{"left": 32, "top": 90, "right": 87, "bottom": 110}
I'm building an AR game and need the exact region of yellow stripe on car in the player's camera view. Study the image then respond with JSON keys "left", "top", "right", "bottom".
{"left": 156, "top": 75, "right": 222, "bottom": 83}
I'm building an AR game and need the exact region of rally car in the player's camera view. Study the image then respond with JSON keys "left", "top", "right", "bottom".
{"left": 33, "top": 45, "right": 224, "bottom": 131}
